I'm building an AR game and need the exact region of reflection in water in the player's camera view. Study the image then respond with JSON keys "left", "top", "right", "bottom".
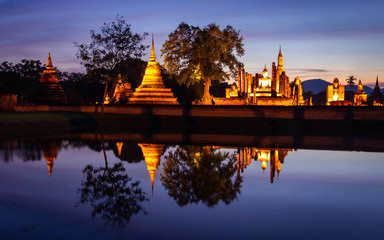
{"left": 138, "top": 143, "right": 165, "bottom": 195}
{"left": 76, "top": 139, "right": 148, "bottom": 227}
{"left": 111, "top": 142, "right": 144, "bottom": 163}
{"left": 40, "top": 140, "right": 61, "bottom": 177}
{"left": 161, "top": 146, "right": 243, "bottom": 207}
{"left": 236, "top": 147, "right": 291, "bottom": 183}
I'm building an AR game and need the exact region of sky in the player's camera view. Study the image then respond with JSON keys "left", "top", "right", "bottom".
{"left": 0, "top": 0, "right": 383, "bottom": 87}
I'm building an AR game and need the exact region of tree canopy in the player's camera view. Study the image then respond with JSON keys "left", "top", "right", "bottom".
{"left": 161, "top": 22, "right": 244, "bottom": 104}
{"left": 74, "top": 15, "right": 148, "bottom": 76}
{"left": 160, "top": 145, "right": 242, "bottom": 207}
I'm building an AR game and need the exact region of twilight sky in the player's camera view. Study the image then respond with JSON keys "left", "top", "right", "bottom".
{"left": 0, "top": 0, "right": 383, "bottom": 86}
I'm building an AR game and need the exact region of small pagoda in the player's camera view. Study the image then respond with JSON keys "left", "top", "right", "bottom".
{"left": 353, "top": 80, "right": 368, "bottom": 106}
{"left": 35, "top": 53, "right": 68, "bottom": 104}
{"left": 129, "top": 36, "right": 178, "bottom": 104}
{"left": 369, "top": 76, "right": 383, "bottom": 106}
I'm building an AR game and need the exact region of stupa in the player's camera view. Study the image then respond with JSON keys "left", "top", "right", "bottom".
{"left": 369, "top": 75, "right": 383, "bottom": 105}
{"left": 35, "top": 53, "right": 68, "bottom": 104}
{"left": 353, "top": 80, "right": 368, "bottom": 106}
{"left": 138, "top": 143, "right": 164, "bottom": 195}
{"left": 129, "top": 36, "right": 178, "bottom": 104}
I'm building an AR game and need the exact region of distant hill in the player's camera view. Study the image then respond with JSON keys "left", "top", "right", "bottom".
{"left": 302, "top": 79, "right": 373, "bottom": 95}
{"left": 301, "top": 79, "right": 330, "bottom": 95}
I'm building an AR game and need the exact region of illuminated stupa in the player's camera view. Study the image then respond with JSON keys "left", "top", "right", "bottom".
{"left": 35, "top": 53, "right": 68, "bottom": 104}
{"left": 353, "top": 80, "right": 368, "bottom": 106}
{"left": 129, "top": 36, "right": 178, "bottom": 104}
{"left": 138, "top": 143, "right": 165, "bottom": 194}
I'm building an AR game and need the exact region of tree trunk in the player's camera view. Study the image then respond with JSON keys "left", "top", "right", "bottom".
{"left": 201, "top": 77, "right": 213, "bottom": 105}
{"left": 101, "top": 78, "right": 109, "bottom": 115}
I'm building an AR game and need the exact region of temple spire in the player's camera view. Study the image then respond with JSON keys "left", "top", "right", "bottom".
{"left": 150, "top": 34, "right": 156, "bottom": 62}
{"left": 376, "top": 75, "right": 379, "bottom": 87}
{"left": 278, "top": 46, "right": 282, "bottom": 57}
{"left": 47, "top": 52, "right": 53, "bottom": 67}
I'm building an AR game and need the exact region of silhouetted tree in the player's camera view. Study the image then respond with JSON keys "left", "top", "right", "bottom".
{"left": 161, "top": 22, "right": 244, "bottom": 104}
{"left": 77, "top": 137, "right": 148, "bottom": 227}
{"left": 74, "top": 15, "right": 148, "bottom": 112}
{"left": 346, "top": 75, "right": 356, "bottom": 91}
{"left": 161, "top": 145, "right": 242, "bottom": 207}
{"left": 0, "top": 59, "right": 44, "bottom": 102}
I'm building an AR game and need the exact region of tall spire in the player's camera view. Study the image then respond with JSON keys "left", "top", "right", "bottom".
{"left": 150, "top": 34, "right": 156, "bottom": 62}
{"left": 47, "top": 52, "right": 53, "bottom": 67}
{"left": 376, "top": 75, "right": 379, "bottom": 87}
{"left": 278, "top": 46, "right": 282, "bottom": 57}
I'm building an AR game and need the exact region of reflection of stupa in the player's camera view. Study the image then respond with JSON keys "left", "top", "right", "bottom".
{"left": 35, "top": 53, "right": 68, "bottom": 104}
{"left": 116, "top": 142, "right": 123, "bottom": 157}
{"left": 41, "top": 141, "right": 61, "bottom": 177}
{"left": 129, "top": 36, "right": 178, "bottom": 104}
{"left": 138, "top": 143, "right": 165, "bottom": 194}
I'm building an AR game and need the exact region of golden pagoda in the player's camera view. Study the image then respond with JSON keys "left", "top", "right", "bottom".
{"left": 353, "top": 80, "right": 368, "bottom": 106}
{"left": 35, "top": 53, "right": 68, "bottom": 104}
{"left": 138, "top": 143, "right": 165, "bottom": 195}
{"left": 129, "top": 36, "right": 178, "bottom": 104}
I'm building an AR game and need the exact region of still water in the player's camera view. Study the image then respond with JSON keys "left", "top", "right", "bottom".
{"left": 0, "top": 139, "right": 383, "bottom": 240}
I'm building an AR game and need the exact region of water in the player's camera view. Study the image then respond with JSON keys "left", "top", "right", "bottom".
{"left": 0, "top": 139, "right": 383, "bottom": 240}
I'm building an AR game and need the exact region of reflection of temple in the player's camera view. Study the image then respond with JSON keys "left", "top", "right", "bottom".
{"left": 223, "top": 47, "right": 306, "bottom": 106}
{"left": 237, "top": 147, "right": 291, "bottom": 183}
{"left": 35, "top": 53, "right": 68, "bottom": 104}
{"left": 138, "top": 143, "right": 164, "bottom": 194}
{"left": 41, "top": 140, "right": 61, "bottom": 177}
{"left": 116, "top": 142, "right": 123, "bottom": 157}
{"left": 129, "top": 36, "right": 179, "bottom": 104}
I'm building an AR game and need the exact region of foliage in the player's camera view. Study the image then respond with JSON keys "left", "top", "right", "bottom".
{"left": 77, "top": 162, "right": 148, "bottom": 227}
{"left": 160, "top": 145, "right": 242, "bottom": 207}
{"left": 74, "top": 15, "right": 148, "bottom": 78}
{"left": 346, "top": 75, "right": 356, "bottom": 90}
{"left": 0, "top": 59, "right": 44, "bottom": 102}
{"left": 161, "top": 22, "right": 244, "bottom": 103}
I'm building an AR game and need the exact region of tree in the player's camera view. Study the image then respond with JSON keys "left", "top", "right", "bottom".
{"left": 161, "top": 22, "right": 245, "bottom": 104}
{"left": 0, "top": 59, "right": 44, "bottom": 102}
{"left": 160, "top": 145, "right": 243, "bottom": 207}
{"left": 346, "top": 75, "right": 356, "bottom": 91}
{"left": 74, "top": 15, "right": 148, "bottom": 112}
{"left": 76, "top": 136, "right": 148, "bottom": 227}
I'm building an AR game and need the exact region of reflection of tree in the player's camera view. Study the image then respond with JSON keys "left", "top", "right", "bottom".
{"left": 77, "top": 138, "right": 148, "bottom": 227}
{"left": 111, "top": 142, "right": 144, "bottom": 163}
{"left": 161, "top": 146, "right": 242, "bottom": 208}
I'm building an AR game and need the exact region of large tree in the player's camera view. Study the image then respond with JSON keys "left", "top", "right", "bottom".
{"left": 161, "top": 22, "right": 244, "bottom": 104}
{"left": 160, "top": 145, "right": 242, "bottom": 207}
{"left": 74, "top": 15, "right": 148, "bottom": 110}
